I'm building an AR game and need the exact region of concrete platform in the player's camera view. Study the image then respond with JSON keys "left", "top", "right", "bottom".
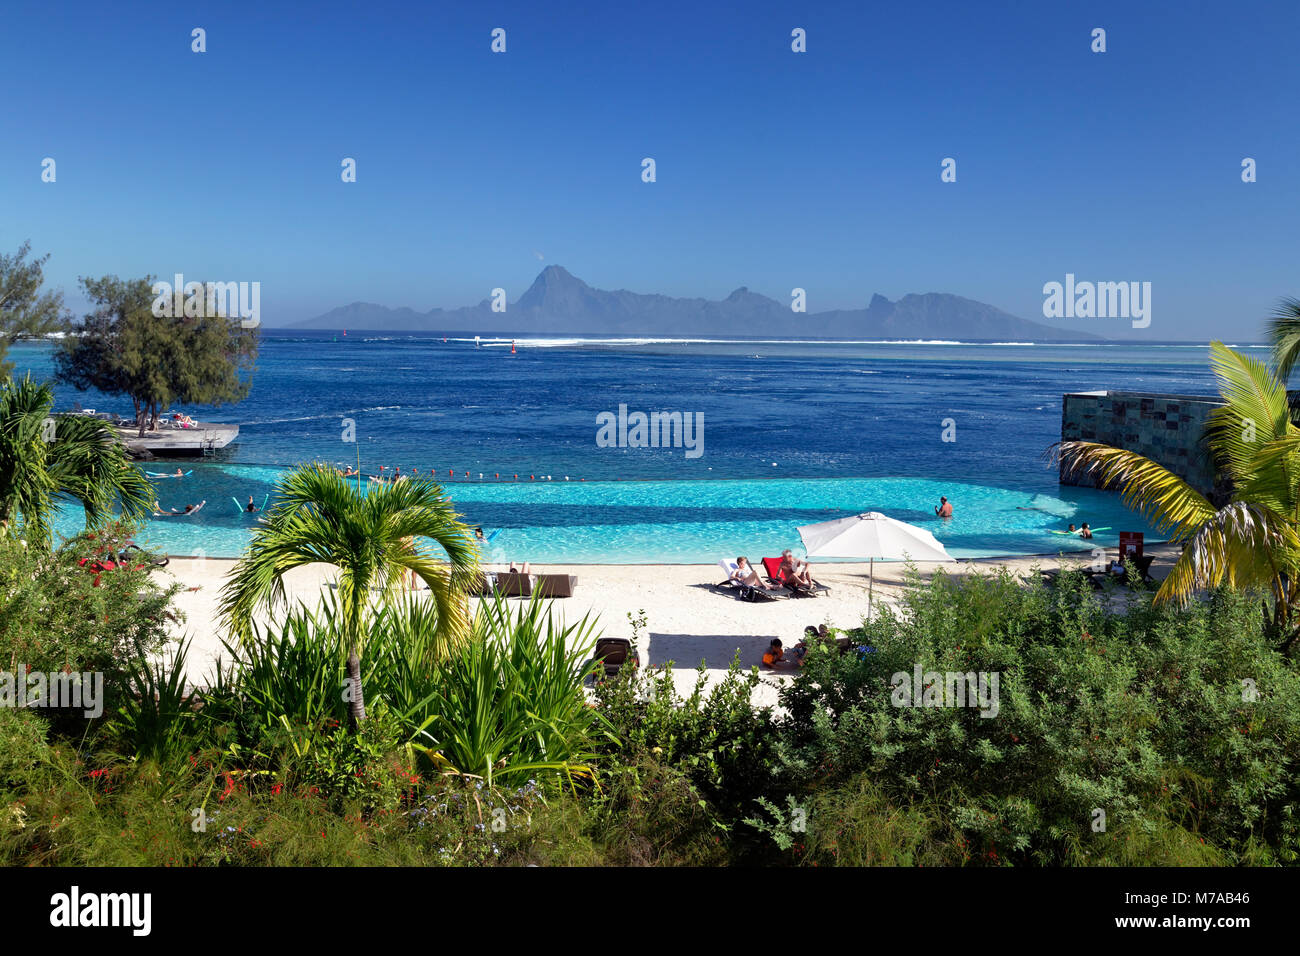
{"left": 113, "top": 422, "right": 239, "bottom": 457}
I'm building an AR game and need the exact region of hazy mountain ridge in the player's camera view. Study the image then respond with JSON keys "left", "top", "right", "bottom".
{"left": 288, "top": 266, "right": 1100, "bottom": 340}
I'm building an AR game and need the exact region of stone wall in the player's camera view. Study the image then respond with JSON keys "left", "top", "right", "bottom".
{"left": 1059, "top": 391, "right": 1221, "bottom": 497}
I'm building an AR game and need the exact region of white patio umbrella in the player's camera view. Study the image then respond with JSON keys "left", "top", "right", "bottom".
{"left": 797, "top": 511, "right": 956, "bottom": 616}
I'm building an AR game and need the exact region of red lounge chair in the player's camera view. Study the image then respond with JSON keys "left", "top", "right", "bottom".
{"left": 762, "top": 556, "right": 830, "bottom": 597}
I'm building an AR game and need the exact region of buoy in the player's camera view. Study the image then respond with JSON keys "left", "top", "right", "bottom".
{"left": 564, "top": 476, "right": 569, "bottom": 481}
{"left": 478, "top": 473, "right": 483, "bottom": 479}
{"left": 530, "top": 475, "right": 534, "bottom": 480}
{"left": 448, "top": 469, "right": 453, "bottom": 477}
{"left": 464, "top": 471, "right": 469, "bottom": 478}
{"left": 510, "top": 340, "right": 516, "bottom": 354}
{"left": 495, "top": 473, "right": 499, "bottom": 479}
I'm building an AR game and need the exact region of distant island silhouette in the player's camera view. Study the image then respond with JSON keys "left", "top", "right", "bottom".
{"left": 286, "top": 265, "right": 1102, "bottom": 341}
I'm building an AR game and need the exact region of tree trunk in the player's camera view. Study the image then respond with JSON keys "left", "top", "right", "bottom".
{"left": 346, "top": 649, "right": 366, "bottom": 727}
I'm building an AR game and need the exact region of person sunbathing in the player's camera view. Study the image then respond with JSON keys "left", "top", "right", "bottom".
{"left": 731, "top": 556, "right": 765, "bottom": 589}
{"left": 780, "top": 549, "right": 814, "bottom": 589}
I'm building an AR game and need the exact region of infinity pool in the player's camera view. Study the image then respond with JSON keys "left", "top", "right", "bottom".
{"left": 51, "top": 465, "right": 1159, "bottom": 563}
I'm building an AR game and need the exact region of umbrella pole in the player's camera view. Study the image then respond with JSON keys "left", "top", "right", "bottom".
{"left": 868, "top": 557, "right": 874, "bottom": 619}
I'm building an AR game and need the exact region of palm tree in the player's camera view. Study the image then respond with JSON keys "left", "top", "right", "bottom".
{"left": 1266, "top": 296, "right": 1300, "bottom": 383}
{"left": 218, "top": 464, "right": 480, "bottom": 726}
{"left": 0, "top": 375, "right": 153, "bottom": 546}
{"left": 1053, "top": 342, "right": 1300, "bottom": 650}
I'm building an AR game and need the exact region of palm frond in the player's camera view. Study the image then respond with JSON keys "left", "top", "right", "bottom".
{"left": 1266, "top": 296, "right": 1300, "bottom": 384}
{"left": 1154, "top": 501, "right": 1298, "bottom": 606}
{"left": 1048, "top": 440, "right": 1217, "bottom": 538}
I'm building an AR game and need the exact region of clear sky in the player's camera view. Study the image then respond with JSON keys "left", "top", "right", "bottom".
{"left": 2, "top": 0, "right": 1296, "bottom": 339}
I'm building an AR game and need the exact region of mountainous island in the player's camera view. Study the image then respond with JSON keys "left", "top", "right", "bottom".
{"left": 286, "top": 266, "right": 1100, "bottom": 341}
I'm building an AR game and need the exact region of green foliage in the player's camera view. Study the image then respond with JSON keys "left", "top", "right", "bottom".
{"left": 0, "top": 526, "right": 177, "bottom": 682}
{"left": 203, "top": 590, "right": 607, "bottom": 792}
{"left": 776, "top": 567, "right": 1300, "bottom": 865}
{"left": 0, "top": 242, "right": 65, "bottom": 376}
{"left": 106, "top": 638, "right": 201, "bottom": 770}
{"left": 54, "top": 274, "right": 258, "bottom": 436}
{"left": 412, "top": 592, "right": 609, "bottom": 788}
{"left": 595, "top": 652, "right": 779, "bottom": 823}
{"left": 219, "top": 463, "right": 480, "bottom": 725}
{"left": 1055, "top": 342, "right": 1300, "bottom": 649}
{"left": 0, "top": 377, "right": 153, "bottom": 546}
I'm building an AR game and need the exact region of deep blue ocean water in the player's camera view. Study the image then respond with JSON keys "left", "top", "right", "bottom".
{"left": 9, "top": 335, "right": 1239, "bottom": 561}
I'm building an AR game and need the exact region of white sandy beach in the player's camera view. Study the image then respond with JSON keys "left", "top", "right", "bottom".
{"left": 153, "top": 544, "right": 1177, "bottom": 709}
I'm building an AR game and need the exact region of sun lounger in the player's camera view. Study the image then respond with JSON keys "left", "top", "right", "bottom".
{"left": 714, "top": 559, "right": 744, "bottom": 593}
{"left": 534, "top": 573, "right": 577, "bottom": 598}
{"left": 711, "top": 559, "right": 788, "bottom": 601}
{"left": 492, "top": 571, "right": 534, "bottom": 597}
{"left": 591, "top": 637, "right": 640, "bottom": 679}
{"left": 761, "top": 556, "right": 830, "bottom": 597}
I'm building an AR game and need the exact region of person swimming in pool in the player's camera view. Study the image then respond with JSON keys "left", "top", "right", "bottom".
{"left": 246, "top": 495, "right": 258, "bottom": 513}
{"left": 935, "top": 496, "right": 953, "bottom": 518}
{"left": 154, "top": 500, "right": 205, "bottom": 516}
{"left": 1079, "top": 523, "right": 1093, "bottom": 539}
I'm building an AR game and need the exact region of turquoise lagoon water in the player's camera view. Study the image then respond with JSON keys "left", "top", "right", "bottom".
{"left": 52, "top": 465, "right": 1159, "bottom": 564}
{"left": 15, "top": 334, "right": 1209, "bottom": 564}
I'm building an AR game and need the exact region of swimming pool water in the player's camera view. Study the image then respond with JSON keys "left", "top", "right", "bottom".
{"left": 51, "top": 465, "right": 1159, "bottom": 563}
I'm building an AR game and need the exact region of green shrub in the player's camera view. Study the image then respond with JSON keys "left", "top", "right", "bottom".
{"left": 0, "top": 523, "right": 178, "bottom": 684}
{"left": 595, "top": 654, "right": 782, "bottom": 826}
{"left": 776, "top": 567, "right": 1300, "bottom": 865}
{"left": 207, "top": 590, "right": 608, "bottom": 792}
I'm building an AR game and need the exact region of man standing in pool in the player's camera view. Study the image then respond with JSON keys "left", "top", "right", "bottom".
{"left": 935, "top": 495, "right": 953, "bottom": 518}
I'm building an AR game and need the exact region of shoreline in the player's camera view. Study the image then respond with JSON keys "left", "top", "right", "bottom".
{"left": 157, "top": 544, "right": 1179, "bottom": 708}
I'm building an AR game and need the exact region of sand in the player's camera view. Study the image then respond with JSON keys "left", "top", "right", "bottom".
{"left": 153, "top": 542, "right": 1179, "bottom": 709}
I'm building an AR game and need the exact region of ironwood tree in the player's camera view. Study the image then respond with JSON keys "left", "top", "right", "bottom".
{"left": 54, "top": 275, "right": 258, "bottom": 437}
{"left": 0, "top": 242, "right": 67, "bottom": 375}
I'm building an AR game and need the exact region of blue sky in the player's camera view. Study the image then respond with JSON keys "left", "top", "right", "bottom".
{"left": 2, "top": 0, "right": 1296, "bottom": 339}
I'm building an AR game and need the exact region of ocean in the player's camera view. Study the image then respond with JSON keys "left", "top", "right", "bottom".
{"left": 8, "top": 334, "right": 1239, "bottom": 562}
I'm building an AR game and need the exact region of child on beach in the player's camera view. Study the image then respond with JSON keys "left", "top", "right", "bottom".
{"left": 762, "top": 639, "right": 784, "bottom": 668}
